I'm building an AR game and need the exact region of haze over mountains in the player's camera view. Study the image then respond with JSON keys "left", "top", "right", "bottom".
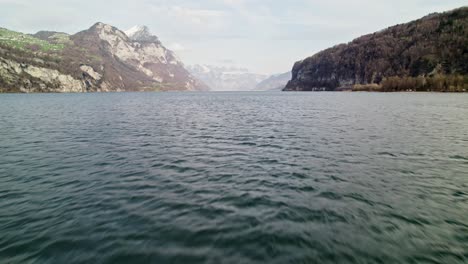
{"left": 187, "top": 65, "right": 267, "bottom": 91}
{"left": 187, "top": 65, "right": 292, "bottom": 91}
{"left": 255, "top": 72, "right": 292, "bottom": 91}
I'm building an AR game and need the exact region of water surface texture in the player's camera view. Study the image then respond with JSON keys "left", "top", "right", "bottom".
{"left": 1, "top": 92, "right": 468, "bottom": 263}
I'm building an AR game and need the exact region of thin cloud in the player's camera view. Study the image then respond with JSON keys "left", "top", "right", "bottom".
{"left": 167, "top": 42, "right": 187, "bottom": 52}
{"left": 0, "top": 0, "right": 466, "bottom": 74}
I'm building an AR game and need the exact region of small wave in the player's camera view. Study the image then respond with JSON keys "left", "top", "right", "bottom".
{"left": 452, "top": 190, "right": 466, "bottom": 197}
{"left": 317, "top": 191, "right": 342, "bottom": 200}
{"left": 450, "top": 155, "right": 468, "bottom": 161}
{"left": 344, "top": 193, "right": 376, "bottom": 206}
{"left": 377, "top": 151, "right": 397, "bottom": 157}
{"left": 385, "top": 213, "right": 431, "bottom": 226}
{"left": 239, "top": 142, "right": 257, "bottom": 146}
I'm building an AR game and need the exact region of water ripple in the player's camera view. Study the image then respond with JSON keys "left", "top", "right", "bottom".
{"left": 0, "top": 92, "right": 467, "bottom": 263}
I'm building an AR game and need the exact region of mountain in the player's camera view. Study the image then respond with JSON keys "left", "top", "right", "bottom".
{"left": 0, "top": 23, "right": 208, "bottom": 92}
{"left": 187, "top": 64, "right": 267, "bottom": 91}
{"left": 124, "top": 25, "right": 160, "bottom": 43}
{"left": 254, "top": 72, "right": 291, "bottom": 91}
{"left": 285, "top": 7, "right": 468, "bottom": 92}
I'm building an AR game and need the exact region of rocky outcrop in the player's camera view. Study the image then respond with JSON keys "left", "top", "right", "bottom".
{"left": 284, "top": 7, "right": 468, "bottom": 91}
{"left": 0, "top": 23, "right": 208, "bottom": 92}
{"left": 0, "top": 57, "right": 85, "bottom": 93}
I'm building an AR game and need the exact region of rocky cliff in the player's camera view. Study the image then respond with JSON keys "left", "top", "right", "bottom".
{"left": 0, "top": 23, "right": 208, "bottom": 92}
{"left": 284, "top": 7, "right": 468, "bottom": 92}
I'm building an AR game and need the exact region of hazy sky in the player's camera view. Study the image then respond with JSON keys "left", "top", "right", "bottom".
{"left": 0, "top": 0, "right": 466, "bottom": 74}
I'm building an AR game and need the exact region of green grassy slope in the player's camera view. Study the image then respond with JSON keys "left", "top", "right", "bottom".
{"left": 0, "top": 28, "right": 65, "bottom": 52}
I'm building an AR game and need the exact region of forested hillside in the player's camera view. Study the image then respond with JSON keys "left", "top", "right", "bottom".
{"left": 284, "top": 7, "right": 468, "bottom": 92}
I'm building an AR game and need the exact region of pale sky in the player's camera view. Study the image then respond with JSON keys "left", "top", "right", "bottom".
{"left": 0, "top": 0, "right": 467, "bottom": 74}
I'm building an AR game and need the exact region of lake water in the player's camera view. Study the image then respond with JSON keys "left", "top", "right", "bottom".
{"left": 1, "top": 92, "right": 467, "bottom": 263}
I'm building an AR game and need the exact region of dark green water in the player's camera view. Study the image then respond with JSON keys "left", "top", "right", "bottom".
{"left": 0, "top": 92, "right": 467, "bottom": 264}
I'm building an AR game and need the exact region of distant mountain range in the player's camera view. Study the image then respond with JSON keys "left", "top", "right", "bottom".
{"left": 0, "top": 23, "right": 208, "bottom": 92}
{"left": 285, "top": 7, "right": 468, "bottom": 92}
{"left": 187, "top": 64, "right": 268, "bottom": 91}
{"left": 254, "top": 72, "right": 291, "bottom": 91}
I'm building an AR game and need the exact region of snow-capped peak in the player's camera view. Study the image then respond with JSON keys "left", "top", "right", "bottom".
{"left": 124, "top": 25, "right": 159, "bottom": 42}
{"left": 125, "top": 25, "right": 147, "bottom": 37}
{"left": 187, "top": 64, "right": 268, "bottom": 91}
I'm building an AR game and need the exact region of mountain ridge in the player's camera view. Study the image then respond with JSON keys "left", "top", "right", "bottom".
{"left": 284, "top": 7, "right": 468, "bottom": 92}
{"left": 0, "top": 23, "right": 208, "bottom": 92}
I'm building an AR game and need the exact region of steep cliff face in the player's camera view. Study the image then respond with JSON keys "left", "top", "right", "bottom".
{"left": 0, "top": 57, "right": 86, "bottom": 93}
{"left": 124, "top": 25, "right": 208, "bottom": 90}
{"left": 0, "top": 23, "right": 208, "bottom": 92}
{"left": 284, "top": 7, "right": 468, "bottom": 91}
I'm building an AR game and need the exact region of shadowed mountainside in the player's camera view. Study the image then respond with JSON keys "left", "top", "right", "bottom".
{"left": 284, "top": 7, "right": 468, "bottom": 92}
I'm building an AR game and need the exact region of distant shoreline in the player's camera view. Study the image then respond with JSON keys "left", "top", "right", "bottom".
{"left": 1, "top": 90, "right": 468, "bottom": 94}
